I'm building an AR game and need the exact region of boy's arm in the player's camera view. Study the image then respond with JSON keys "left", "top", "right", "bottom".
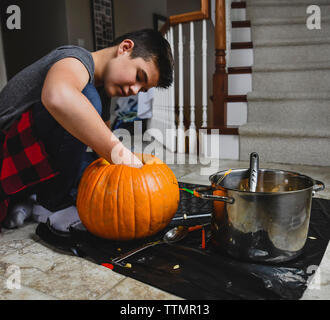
{"left": 41, "top": 57, "right": 142, "bottom": 167}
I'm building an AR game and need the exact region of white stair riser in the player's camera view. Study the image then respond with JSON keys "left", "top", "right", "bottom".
{"left": 254, "top": 43, "right": 330, "bottom": 64}
{"left": 229, "top": 74, "right": 252, "bottom": 95}
{"left": 247, "top": 101, "right": 330, "bottom": 127}
{"left": 232, "top": 28, "right": 251, "bottom": 42}
{"left": 232, "top": 8, "right": 246, "bottom": 21}
{"left": 247, "top": 5, "right": 330, "bottom": 20}
{"left": 251, "top": 23, "right": 330, "bottom": 41}
{"left": 227, "top": 102, "right": 247, "bottom": 126}
{"left": 240, "top": 136, "right": 330, "bottom": 166}
{"left": 229, "top": 48, "right": 253, "bottom": 67}
{"left": 253, "top": 69, "right": 330, "bottom": 92}
{"left": 200, "top": 133, "right": 239, "bottom": 160}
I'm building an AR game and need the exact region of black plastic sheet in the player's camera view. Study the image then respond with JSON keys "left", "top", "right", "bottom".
{"left": 36, "top": 183, "right": 330, "bottom": 300}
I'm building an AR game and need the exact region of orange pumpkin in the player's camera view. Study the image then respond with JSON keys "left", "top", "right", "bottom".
{"left": 76, "top": 153, "right": 180, "bottom": 240}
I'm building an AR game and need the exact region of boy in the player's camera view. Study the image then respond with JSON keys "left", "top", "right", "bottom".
{"left": 0, "top": 29, "right": 174, "bottom": 231}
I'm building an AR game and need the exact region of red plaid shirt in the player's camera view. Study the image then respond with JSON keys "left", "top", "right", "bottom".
{"left": 0, "top": 108, "right": 59, "bottom": 227}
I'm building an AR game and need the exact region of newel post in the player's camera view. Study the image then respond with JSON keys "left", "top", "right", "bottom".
{"left": 212, "top": 0, "right": 228, "bottom": 127}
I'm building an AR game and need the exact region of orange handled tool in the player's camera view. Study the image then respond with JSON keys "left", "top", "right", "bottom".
{"left": 188, "top": 225, "right": 204, "bottom": 232}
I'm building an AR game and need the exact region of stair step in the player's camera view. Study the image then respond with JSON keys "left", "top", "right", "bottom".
{"left": 254, "top": 37, "right": 330, "bottom": 47}
{"left": 232, "top": 2, "right": 246, "bottom": 9}
{"left": 252, "top": 68, "right": 330, "bottom": 92}
{"left": 239, "top": 134, "right": 330, "bottom": 167}
{"left": 226, "top": 95, "right": 247, "bottom": 102}
{"left": 232, "top": 20, "right": 251, "bottom": 28}
{"left": 231, "top": 42, "right": 253, "bottom": 49}
{"left": 253, "top": 60, "right": 330, "bottom": 72}
{"left": 247, "top": 90, "right": 330, "bottom": 101}
{"left": 246, "top": 91, "right": 330, "bottom": 128}
{"left": 250, "top": 18, "right": 330, "bottom": 42}
{"left": 202, "top": 126, "right": 239, "bottom": 135}
{"left": 239, "top": 122, "right": 330, "bottom": 166}
{"left": 239, "top": 122, "right": 330, "bottom": 138}
{"left": 254, "top": 43, "right": 330, "bottom": 64}
{"left": 246, "top": 3, "right": 330, "bottom": 20}
{"left": 228, "top": 66, "right": 252, "bottom": 74}
{"left": 211, "top": 95, "right": 248, "bottom": 103}
{"left": 247, "top": 0, "right": 330, "bottom": 6}
{"left": 247, "top": 98, "right": 330, "bottom": 127}
{"left": 210, "top": 95, "right": 248, "bottom": 103}
{"left": 251, "top": 16, "right": 330, "bottom": 26}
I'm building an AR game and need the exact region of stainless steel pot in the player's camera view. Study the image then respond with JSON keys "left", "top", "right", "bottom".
{"left": 194, "top": 169, "right": 325, "bottom": 264}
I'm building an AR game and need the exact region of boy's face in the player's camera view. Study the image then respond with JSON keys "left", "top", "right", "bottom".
{"left": 104, "top": 40, "right": 160, "bottom": 97}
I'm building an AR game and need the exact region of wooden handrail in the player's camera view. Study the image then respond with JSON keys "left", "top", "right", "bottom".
{"left": 160, "top": 0, "right": 210, "bottom": 34}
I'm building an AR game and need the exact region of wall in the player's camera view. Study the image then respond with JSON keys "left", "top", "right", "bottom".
{"left": 0, "top": 17, "right": 7, "bottom": 90}
{"left": 65, "top": 0, "right": 94, "bottom": 51}
{"left": 0, "top": 0, "right": 69, "bottom": 80}
{"left": 113, "top": 0, "right": 167, "bottom": 37}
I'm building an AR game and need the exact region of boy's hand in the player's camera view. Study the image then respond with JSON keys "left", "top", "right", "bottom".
{"left": 110, "top": 142, "right": 143, "bottom": 168}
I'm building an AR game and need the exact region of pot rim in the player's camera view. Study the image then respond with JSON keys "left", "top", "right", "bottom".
{"left": 209, "top": 168, "right": 321, "bottom": 195}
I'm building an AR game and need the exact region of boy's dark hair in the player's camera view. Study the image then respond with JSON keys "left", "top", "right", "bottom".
{"left": 112, "top": 29, "right": 174, "bottom": 89}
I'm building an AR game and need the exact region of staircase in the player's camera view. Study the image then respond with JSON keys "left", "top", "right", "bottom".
{"left": 238, "top": 0, "right": 330, "bottom": 166}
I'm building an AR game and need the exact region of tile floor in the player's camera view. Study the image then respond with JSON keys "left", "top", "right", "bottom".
{"left": 0, "top": 154, "right": 329, "bottom": 300}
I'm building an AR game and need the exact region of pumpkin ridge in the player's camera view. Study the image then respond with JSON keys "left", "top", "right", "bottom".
{"left": 81, "top": 162, "right": 109, "bottom": 232}
{"left": 89, "top": 164, "right": 110, "bottom": 233}
{"left": 121, "top": 165, "right": 134, "bottom": 239}
{"left": 116, "top": 165, "right": 125, "bottom": 239}
{"left": 157, "top": 164, "right": 180, "bottom": 218}
{"left": 97, "top": 166, "right": 108, "bottom": 234}
{"left": 130, "top": 167, "right": 137, "bottom": 239}
{"left": 101, "top": 165, "right": 116, "bottom": 235}
{"left": 141, "top": 169, "right": 152, "bottom": 235}
{"left": 77, "top": 159, "right": 101, "bottom": 211}
{"left": 149, "top": 166, "right": 165, "bottom": 229}
{"left": 135, "top": 167, "right": 151, "bottom": 238}
{"left": 77, "top": 160, "right": 104, "bottom": 228}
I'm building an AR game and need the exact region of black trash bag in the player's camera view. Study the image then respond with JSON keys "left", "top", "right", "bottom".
{"left": 36, "top": 183, "right": 330, "bottom": 300}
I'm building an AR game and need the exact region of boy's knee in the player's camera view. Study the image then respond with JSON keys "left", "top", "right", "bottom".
{"left": 82, "top": 83, "right": 102, "bottom": 116}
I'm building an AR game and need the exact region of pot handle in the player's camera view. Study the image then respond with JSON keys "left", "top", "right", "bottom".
{"left": 193, "top": 186, "right": 235, "bottom": 204}
{"left": 313, "top": 180, "right": 325, "bottom": 193}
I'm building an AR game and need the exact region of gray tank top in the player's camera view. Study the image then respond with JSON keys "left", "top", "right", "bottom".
{"left": 0, "top": 45, "right": 110, "bottom": 131}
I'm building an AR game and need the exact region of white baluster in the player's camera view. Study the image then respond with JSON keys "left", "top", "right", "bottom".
{"left": 202, "top": 19, "right": 208, "bottom": 128}
{"left": 168, "top": 26, "right": 176, "bottom": 152}
{"left": 177, "top": 23, "right": 185, "bottom": 153}
{"left": 189, "top": 21, "right": 197, "bottom": 155}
